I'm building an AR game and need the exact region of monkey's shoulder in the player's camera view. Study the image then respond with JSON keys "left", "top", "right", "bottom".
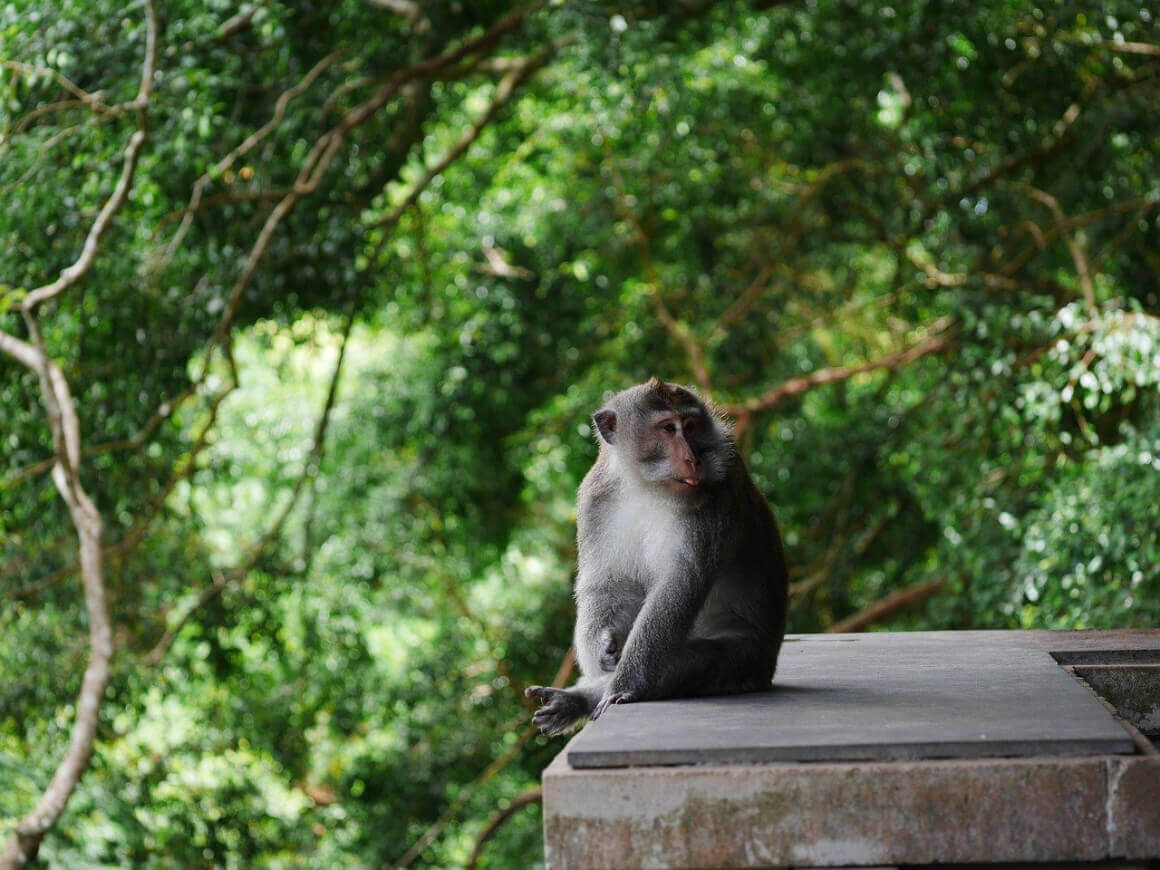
{"left": 575, "top": 457, "right": 623, "bottom": 531}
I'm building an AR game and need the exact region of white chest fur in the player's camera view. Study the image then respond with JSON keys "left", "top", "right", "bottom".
{"left": 585, "top": 488, "right": 685, "bottom": 587}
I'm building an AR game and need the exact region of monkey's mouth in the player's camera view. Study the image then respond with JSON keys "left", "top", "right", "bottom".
{"left": 676, "top": 477, "right": 701, "bottom": 488}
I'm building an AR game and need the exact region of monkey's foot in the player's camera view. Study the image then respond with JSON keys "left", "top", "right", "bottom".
{"left": 525, "top": 686, "right": 588, "bottom": 736}
{"left": 591, "top": 689, "right": 637, "bottom": 721}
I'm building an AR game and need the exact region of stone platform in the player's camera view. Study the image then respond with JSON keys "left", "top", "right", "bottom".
{"left": 541, "top": 630, "right": 1160, "bottom": 869}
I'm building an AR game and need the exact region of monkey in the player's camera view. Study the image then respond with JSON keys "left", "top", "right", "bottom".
{"left": 526, "top": 377, "right": 788, "bottom": 736}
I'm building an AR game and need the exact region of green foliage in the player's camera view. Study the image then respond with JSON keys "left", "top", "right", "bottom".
{"left": 2, "top": 0, "right": 1158, "bottom": 866}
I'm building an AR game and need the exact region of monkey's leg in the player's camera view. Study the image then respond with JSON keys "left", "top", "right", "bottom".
{"left": 525, "top": 675, "right": 610, "bottom": 736}
{"left": 661, "top": 634, "right": 778, "bottom": 699}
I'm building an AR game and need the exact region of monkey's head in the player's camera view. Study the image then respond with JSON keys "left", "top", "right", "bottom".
{"left": 592, "top": 377, "right": 733, "bottom": 498}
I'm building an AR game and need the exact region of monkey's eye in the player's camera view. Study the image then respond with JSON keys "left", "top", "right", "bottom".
{"left": 684, "top": 418, "right": 697, "bottom": 432}
{"left": 662, "top": 422, "right": 678, "bottom": 434}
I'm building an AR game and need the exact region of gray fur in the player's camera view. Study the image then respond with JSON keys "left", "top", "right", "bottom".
{"left": 526, "top": 378, "right": 788, "bottom": 736}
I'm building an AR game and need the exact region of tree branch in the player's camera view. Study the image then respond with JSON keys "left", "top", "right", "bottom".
{"left": 369, "top": 0, "right": 422, "bottom": 21}
{"left": 723, "top": 316, "right": 956, "bottom": 416}
{"left": 369, "top": 47, "right": 551, "bottom": 249}
{"left": 465, "top": 788, "right": 543, "bottom": 870}
{"left": 1, "top": 61, "right": 115, "bottom": 114}
{"left": 197, "top": 3, "right": 542, "bottom": 373}
{"left": 20, "top": 5, "right": 156, "bottom": 315}
{"left": 826, "top": 578, "right": 946, "bottom": 634}
{"left": 650, "top": 289, "right": 713, "bottom": 395}
{"left": 711, "top": 159, "right": 863, "bottom": 341}
{"left": 1012, "top": 183, "right": 1095, "bottom": 311}
{"left": 0, "top": 6, "right": 157, "bottom": 861}
{"left": 906, "top": 248, "right": 1018, "bottom": 290}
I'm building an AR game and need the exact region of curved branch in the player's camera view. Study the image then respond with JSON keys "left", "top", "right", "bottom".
{"left": 723, "top": 317, "right": 955, "bottom": 416}
{"left": 0, "top": 5, "right": 157, "bottom": 864}
{"left": 0, "top": 336, "right": 109, "bottom": 870}
{"left": 1, "top": 61, "right": 114, "bottom": 113}
{"left": 4, "top": 376, "right": 205, "bottom": 488}
{"left": 711, "top": 159, "right": 864, "bottom": 341}
{"left": 21, "top": 3, "right": 156, "bottom": 314}
{"left": 466, "top": 788, "right": 543, "bottom": 870}
{"left": 826, "top": 578, "right": 946, "bottom": 634}
{"left": 649, "top": 289, "right": 713, "bottom": 396}
{"left": 198, "top": 4, "right": 543, "bottom": 371}
{"left": 391, "top": 721, "right": 541, "bottom": 870}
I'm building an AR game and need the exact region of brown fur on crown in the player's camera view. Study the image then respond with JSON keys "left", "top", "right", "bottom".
{"left": 642, "top": 376, "right": 698, "bottom": 409}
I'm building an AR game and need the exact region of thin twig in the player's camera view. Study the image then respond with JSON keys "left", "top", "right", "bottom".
{"left": 157, "top": 51, "right": 342, "bottom": 267}
{"left": 1, "top": 61, "right": 114, "bottom": 113}
{"left": 197, "top": 4, "right": 542, "bottom": 377}
{"left": 368, "top": 48, "right": 550, "bottom": 259}
{"left": 711, "top": 159, "right": 863, "bottom": 342}
{"left": 4, "top": 379, "right": 203, "bottom": 488}
{"left": 650, "top": 290, "right": 713, "bottom": 395}
{"left": 390, "top": 648, "right": 573, "bottom": 870}
{"left": 144, "top": 301, "right": 357, "bottom": 666}
{"left": 997, "top": 195, "right": 1160, "bottom": 279}
{"left": 20, "top": 1, "right": 157, "bottom": 315}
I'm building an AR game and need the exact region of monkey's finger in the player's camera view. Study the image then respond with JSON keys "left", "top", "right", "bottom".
{"left": 532, "top": 710, "right": 564, "bottom": 733}
{"left": 593, "top": 690, "right": 635, "bottom": 720}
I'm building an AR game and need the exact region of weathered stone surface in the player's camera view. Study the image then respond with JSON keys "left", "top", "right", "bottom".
{"left": 543, "top": 754, "right": 1112, "bottom": 869}
{"left": 542, "top": 630, "right": 1160, "bottom": 869}
{"left": 565, "top": 632, "right": 1139, "bottom": 768}
{"left": 1108, "top": 756, "right": 1160, "bottom": 859}
{"left": 1075, "top": 665, "right": 1160, "bottom": 734}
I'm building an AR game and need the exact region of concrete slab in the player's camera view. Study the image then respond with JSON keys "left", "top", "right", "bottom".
{"left": 543, "top": 631, "right": 1160, "bottom": 869}
{"left": 1107, "top": 756, "right": 1160, "bottom": 859}
{"left": 564, "top": 631, "right": 1144, "bottom": 768}
{"left": 542, "top": 754, "right": 1115, "bottom": 869}
{"left": 1073, "top": 664, "right": 1160, "bottom": 734}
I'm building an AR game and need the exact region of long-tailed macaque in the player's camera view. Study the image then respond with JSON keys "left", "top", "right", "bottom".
{"left": 526, "top": 378, "right": 788, "bottom": 735}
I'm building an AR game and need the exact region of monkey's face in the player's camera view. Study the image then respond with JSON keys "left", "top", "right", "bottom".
{"left": 636, "top": 412, "right": 708, "bottom": 495}
{"left": 594, "top": 379, "right": 734, "bottom": 498}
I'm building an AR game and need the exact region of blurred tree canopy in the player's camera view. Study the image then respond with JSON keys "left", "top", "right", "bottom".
{"left": 2, "top": 0, "right": 1158, "bottom": 866}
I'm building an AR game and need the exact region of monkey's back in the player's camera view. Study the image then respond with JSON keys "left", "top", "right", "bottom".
{"left": 688, "top": 461, "right": 788, "bottom": 652}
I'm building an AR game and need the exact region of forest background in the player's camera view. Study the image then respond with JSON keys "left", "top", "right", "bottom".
{"left": 2, "top": 0, "right": 1158, "bottom": 866}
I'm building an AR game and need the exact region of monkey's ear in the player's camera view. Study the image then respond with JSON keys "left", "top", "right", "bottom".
{"left": 593, "top": 409, "right": 617, "bottom": 444}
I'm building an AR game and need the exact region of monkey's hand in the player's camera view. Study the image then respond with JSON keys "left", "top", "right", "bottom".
{"left": 591, "top": 689, "right": 637, "bottom": 721}
{"left": 525, "top": 686, "right": 588, "bottom": 737}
